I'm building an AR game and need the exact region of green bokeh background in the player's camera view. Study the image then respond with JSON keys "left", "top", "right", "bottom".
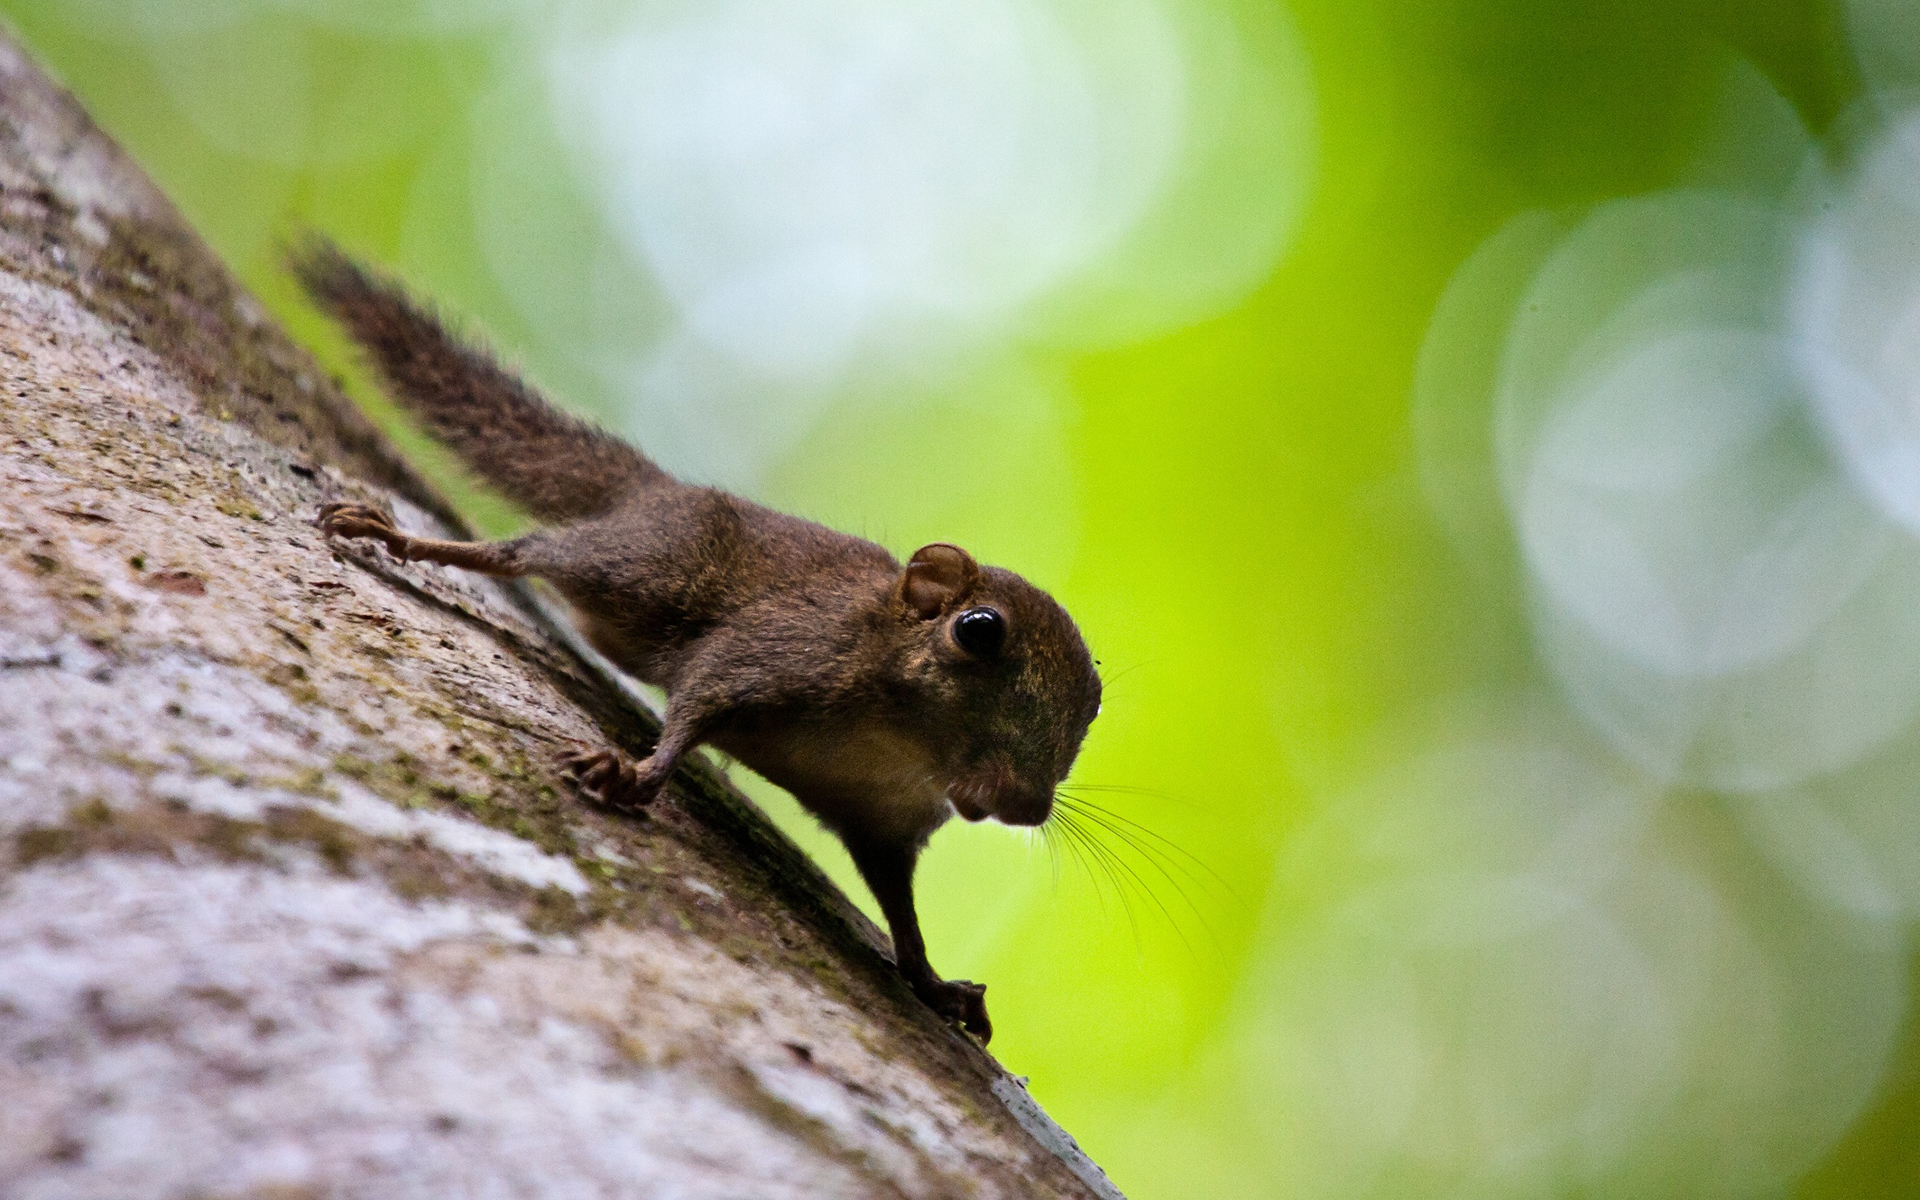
{"left": 13, "top": 1, "right": 1920, "bottom": 1195}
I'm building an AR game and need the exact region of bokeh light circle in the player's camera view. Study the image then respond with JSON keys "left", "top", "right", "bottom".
{"left": 1237, "top": 721, "right": 1905, "bottom": 1198}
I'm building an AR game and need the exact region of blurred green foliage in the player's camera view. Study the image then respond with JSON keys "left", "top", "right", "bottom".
{"left": 13, "top": 1, "right": 1920, "bottom": 1196}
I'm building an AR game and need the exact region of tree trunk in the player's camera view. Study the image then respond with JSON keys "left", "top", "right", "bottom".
{"left": 0, "top": 33, "right": 1119, "bottom": 1200}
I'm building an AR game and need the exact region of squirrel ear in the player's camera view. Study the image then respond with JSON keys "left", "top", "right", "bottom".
{"left": 900, "top": 543, "right": 978, "bottom": 620}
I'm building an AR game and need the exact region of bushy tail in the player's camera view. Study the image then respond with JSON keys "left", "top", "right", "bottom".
{"left": 289, "top": 235, "right": 664, "bottom": 522}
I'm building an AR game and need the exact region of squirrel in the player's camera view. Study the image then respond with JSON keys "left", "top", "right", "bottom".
{"left": 291, "top": 238, "right": 1101, "bottom": 1042}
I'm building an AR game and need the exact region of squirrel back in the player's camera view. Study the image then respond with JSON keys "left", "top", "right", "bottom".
{"left": 290, "top": 237, "right": 664, "bottom": 522}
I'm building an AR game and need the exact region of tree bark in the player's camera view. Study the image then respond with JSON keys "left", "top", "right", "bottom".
{"left": 0, "top": 32, "right": 1120, "bottom": 1200}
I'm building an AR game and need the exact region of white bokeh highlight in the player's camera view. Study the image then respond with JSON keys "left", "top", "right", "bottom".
{"left": 1368, "top": 56, "right": 1920, "bottom": 1196}
{"left": 548, "top": 0, "right": 1182, "bottom": 382}
{"left": 531, "top": 0, "right": 1311, "bottom": 485}
{"left": 1240, "top": 720, "right": 1905, "bottom": 1200}
{"left": 1795, "top": 110, "right": 1920, "bottom": 538}
{"left": 1475, "top": 182, "right": 1920, "bottom": 791}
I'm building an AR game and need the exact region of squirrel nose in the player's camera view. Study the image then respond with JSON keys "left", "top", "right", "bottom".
{"left": 993, "top": 786, "right": 1053, "bottom": 828}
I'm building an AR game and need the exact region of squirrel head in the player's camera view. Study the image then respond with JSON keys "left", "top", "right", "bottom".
{"left": 892, "top": 543, "right": 1101, "bottom": 828}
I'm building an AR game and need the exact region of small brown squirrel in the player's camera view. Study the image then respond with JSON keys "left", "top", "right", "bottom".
{"left": 292, "top": 239, "right": 1101, "bottom": 1042}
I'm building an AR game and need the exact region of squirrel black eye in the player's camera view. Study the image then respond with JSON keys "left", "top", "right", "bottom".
{"left": 952, "top": 607, "right": 1006, "bottom": 656}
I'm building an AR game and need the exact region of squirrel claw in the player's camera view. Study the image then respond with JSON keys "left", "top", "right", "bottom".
{"left": 317, "top": 502, "right": 402, "bottom": 550}
{"left": 558, "top": 746, "right": 662, "bottom": 811}
{"left": 916, "top": 977, "right": 991, "bottom": 1044}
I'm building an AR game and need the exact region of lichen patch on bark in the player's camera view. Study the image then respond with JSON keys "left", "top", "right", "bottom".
{"left": 0, "top": 857, "right": 872, "bottom": 1200}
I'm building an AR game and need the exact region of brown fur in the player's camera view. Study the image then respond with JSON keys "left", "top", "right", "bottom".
{"left": 295, "top": 238, "right": 1101, "bottom": 1042}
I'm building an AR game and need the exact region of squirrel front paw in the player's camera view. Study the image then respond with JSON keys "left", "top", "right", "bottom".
{"left": 914, "top": 976, "right": 992, "bottom": 1043}
{"left": 317, "top": 502, "right": 403, "bottom": 551}
{"left": 558, "top": 745, "right": 666, "bottom": 811}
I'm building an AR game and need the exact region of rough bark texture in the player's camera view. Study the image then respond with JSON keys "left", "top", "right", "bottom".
{"left": 0, "top": 33, "right": 1120, "bottom": 1200}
